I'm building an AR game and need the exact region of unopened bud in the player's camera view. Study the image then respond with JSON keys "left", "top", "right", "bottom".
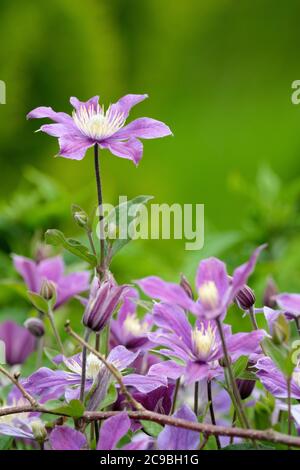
{"left": 263, "top": 277, "right": 278, "bottom": 309}
{"left": 31, "top": 420, "right": 47, "bottom": 443}
{"left": 72, "top": 204, "right": 89, "bottom": 229}
{"left": 106, "top": 222, "right": 119, "bottom": 240}
{"left": 235, "top": 285, "right": 256, "bottom": 311}
{"left": 24, "top": 317, "right": 45, "bottom": 338}
{"left": 219, "top": 356, "right": 232, "bottom": 368}
{"left": 236, "top": 378, "right": 256, "bottom": 400}
{"left": 272, "top": 314, "right": 290, "bottom": 345}
{"left": 180, "top": 274, "right": 194, "bottom": 299}
{"left": 40, "top": 279, "right": 56, "bottom": 301}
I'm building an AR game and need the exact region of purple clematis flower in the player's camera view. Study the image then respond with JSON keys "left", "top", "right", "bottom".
{"left": 110, "top": 287, "right": 153, "bottom": 352}
{"left": 137, "top": 245, "right": 266, "bottom": 319}
{"left": 17, "top": 346, "right": 166, "bottom": 405}
{"left": 13, "top": 254, "right": 90, "bottom": 309}
{"left": 275, "top": 293, "right": 300, "bottom": 319}
{"left": 157, "top": 405, "right": 199, "bottom": 450}
{"left": 0, "top": 321, "right": 35, "bottom": 366}
{"left": 256, "top": 357, "right": 300, "bottom": 399}
{"left": 147, "top": 303, "right": 265, "bottom": 384}
{"left": 50, "top": 413, "right": 150, "bottom": 450}
{"left": 0, "top": 400, "right": 44, "bottom": 441}
{"left": 27, "top": 95, "right": 172, "bottom": 165}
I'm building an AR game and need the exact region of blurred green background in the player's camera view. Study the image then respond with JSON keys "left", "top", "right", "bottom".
{"left": 1, "top": 0, "right": 300, "bottom": 325}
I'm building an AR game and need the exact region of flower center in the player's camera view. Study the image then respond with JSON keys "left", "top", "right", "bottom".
{"left": 191, "top": 322, "right": 216, "bottom": 360}
{"left": 198, "top": 281, "right": 219, "bottom": 310}
{"left": 124, "top": 314, "right": 148, "bottom": 337}
{"left": 86, "top": 353, "right": 103, "bottom": 380}
{"left": 73, "top": 104, "right": 126, "bottom": 140}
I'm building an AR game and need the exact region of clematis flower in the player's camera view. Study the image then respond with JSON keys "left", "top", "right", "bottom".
{"left": 137, "top": 245, "right": 265, "bottom": 319}
{"left": 147, "top": 303, "right": 265, "bottom": 384}
{"left": 0, "top": 400, "right": 44, "bottom": 442}
{"left": 82, "top": 276, "right": 129, "bottom": 333}
{"left": 27, "top": 94, "right": 172, "bottom": 165}
{"left": 157, "top": 405, "right": 199, "bottom": 450}
{"left": 275, "top": 293, "right": 300, "bottom": 319}
{"left": 0, "top": 320, "right": 35, "bottom": 366}
{"left": 110, "top": 287, "right": 153, "bottom": 352}
{"left": 256, "top": 357, "right": 300, "bottom": 399}
{"left": 16, "top": 346, "right": 166, "bottom": 405}
{"left": 13, "top": 254, "right": 90, "bottom": 309}
{"left": 50, "top": 413, "right": 150, "bottom": 450}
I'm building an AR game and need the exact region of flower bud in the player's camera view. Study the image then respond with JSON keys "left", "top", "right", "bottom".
{"left": 236, "top": 378, "right": 256, "bottom": 400}
{"left": 218, "top": 356, "right": 232, "bottom": 368}
{"left": 263, "top": 277, "right": 278, "bottom": 309}
{"left": 24, "top": 317, "right": 45, "bottom": 338}
{"left": 72, "top": 204, "right": 89, "bottom": 229}
{"left": 180, "top": 274, "right": 194, "bottom": 299}
{"left": 235, "top": 285, "right": 256, "bottom": 311}
{"left": 272, "top": 314, "right": 290, "bottom": 345}
{"left": 31, "top": 420, "right": 47, "bottom": 443}
{"left": 40, "top": 279, "right": 56, "bottom": 301}
{"left": 83, "top": 277, "right": 128, "bottom": 333}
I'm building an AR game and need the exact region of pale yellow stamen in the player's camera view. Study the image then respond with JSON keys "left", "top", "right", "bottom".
{"left": 191, "top": 322, "right": 216, "bottom": 360}
{"left": 198, "top": 281, "right": 219, "bottom": 310}
{"left": 124, "top": 314, "right": 148, "bottom": 337}
{"left": 73, "top": 104, "right": 126, "bottom": 140}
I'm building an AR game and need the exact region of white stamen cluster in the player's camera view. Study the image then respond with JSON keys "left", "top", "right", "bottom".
{"left": 124, "top": 314, "right": 149, "bottom": 337}
{"left": 198, "top": 281, "right": 219, "bottom": 310}
{"left": 191, "top": 322, "right": 216, "bottom": 360}
{"left": 73, "top": 104, "right": 126, "bottom": 140}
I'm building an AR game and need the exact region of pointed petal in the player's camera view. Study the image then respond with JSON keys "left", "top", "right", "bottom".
{"left": 37, "top": 256, "right": 64, "bottom": 282}
{"left": 157, "top": 405, "right": 199, "bottom": 450}
{"left": 27, "top": 106, "right": 73, "bottom": 125}
{"left": 70, "top": 96, "right": 100, "bottom": 111}
{"left": 101, "top": 137, "right": 143, "bottom": 165}
{"left": 276, "top": 294, "right": 300, "bottom": 316}
{"left": 196, "top": 257, "right": 229, "bottom": 298}
{"left": 148, "top": 360, "right": 184, "bottom": 380}
{"left": 50, "top": 426, "right": 87, "bottom": 450}
{"left": 113, "top": 117, "right": 172, "bottom": 140}
{"left": 109, "top": 94, "right": 148, "bottom": 120}
{"left": 13, "top": 254, "right": 39, "bottom": 292}
{"left": 97, "top": 412, "right": 131, "bottom": 450}
{"left": 58, "top": 134, "right": 94, "bottom": 160}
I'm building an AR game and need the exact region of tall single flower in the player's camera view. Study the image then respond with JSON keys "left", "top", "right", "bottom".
{"left": 0, "top": 321, "right": 35, "bottom": 366}
{"left": 147, "top": 303, "right": 265, "bottom": 384}
{"left": 27, "top": 95, "right": 172, "bottom": 165}
{"left": 137, "top": 245, "right": 266, "bottom": 319}
{"left": 13, "top": 254, "right": 90, "bottom": 309}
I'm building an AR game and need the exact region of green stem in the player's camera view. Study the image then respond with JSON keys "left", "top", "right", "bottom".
{"left": 216, "top": 318, "right": 250, "bottom": 429}
{"left": 100, "top": 323, "right": 110, "bottom": 357}
{"left": 170, "top": 378, "right": 181, "bottom": 415}
{"left": 287, "top": 376, "right": 292, "bottom": 444}
{"left": 94, "top": 144, "right": 105, "bottom": 277}
{"left": 47, "top": 305, "right": 64, "bottom": 355}
{"left": 80, "top": 329, "right": 91, "bottom": 403}
{"left": 249, "top": 306, "right": 258, "bottom": 330}
{"left": 207, "top": 380, "right": 221, "bottom": 449}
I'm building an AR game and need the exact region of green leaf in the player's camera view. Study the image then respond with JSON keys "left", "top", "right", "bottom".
{"left": 45, "top": 229, "right": 97, "bottom": 267}
{"left": 27, "top": 291, "right": 48, "bottom": 314}
{"left": 0, "top": 436, "right": 13, "bottom": 450}
{"left": 44, "top": 347, "right": 61, "bottom": 366}
{"left": 223, "top": 443, "right": 274, "bottom": 450}
{"left": 99, "top": 383, "right": 117, "bottom": 410}
{"left": 104, "top": 195, "right": 153, "bottom": 257}
{"left": 261, "top": 337, "right": 295, "bottom": 378}
{"left": 141, "top": 420, "right": 163, "bottom": 437}
{"left": 232, "top": 355, "right": 248, "bottom": 378}
{"left": 48, "top": 399, "right": 84, "bottom": 418}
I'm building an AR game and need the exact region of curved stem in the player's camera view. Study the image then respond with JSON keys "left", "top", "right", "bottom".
{"left": 207, "top": 380, "right": 221, "bottom": 449}
{"left": 80, "top": 329, "right": 91, "bottom": 403}
{"left": 249, "top": 306, "right": 259, "bottom": 330}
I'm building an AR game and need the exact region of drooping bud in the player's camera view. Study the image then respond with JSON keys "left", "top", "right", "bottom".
{"left": 31, "top": 420, "right": 47, "bottom": 443}
{"left": 180, "top": 274, "right": 194, "bottom": 299}
{"left": 218, "top": 356, "right": 232, "bottom": 368}
{"left": 235, "top": 284, "right": 256, "bottom": 311}
{"left": 263, "top": 277, "right": 278, "bottom": 309}
{"left": 40, "top": 279, "right": 56, "bottom": 301}
{"left": 272, "top": 314, "right": 290, "bottom": 345}
{"left": 24, "top": 317, "right": 45, "bottom": 338}
{"left": 236, "top": 378, "right": 256, "bottom": 400}
{"left": 83, "top": 276, "right": 129, "bottom": 333}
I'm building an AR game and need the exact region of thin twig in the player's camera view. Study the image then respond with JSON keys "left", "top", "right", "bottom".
{"left": 64, "top": 321, "right": 144, "bottom": 411}
{"left": 0, "top": 366, "right": 37, "bottom": 407}
{"left": 207, "top": 380, "right": 221, "bottom": 449}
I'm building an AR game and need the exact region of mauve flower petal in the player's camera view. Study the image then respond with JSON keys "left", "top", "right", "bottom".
{"left": 226, "top": 329, "right": 266, "bottom": 360}
{"left": 157, "top": 405, "right": 199, "bottom": 450}
{"left": 101, "top": 137, "right": 143, "bottom": 165}
{"left": 56, "top": 271, "right": 90, "bottom": 308}
{"left": 70, "top": 96, "right": 100, "bottom": 111}
{"left": 13, "top": 255, "right": 39, "bottom": 292}
{"left": 107, "top": 345, "right": 139, "bottom": 370}
{"left": 276, "top": 293, "right": 300, "bottom": 316}
{"left": 123, "top": 373, "right": 167, "bottom": 393}
{"left": 148, "top": 360, "right": 184, "bottom": 380}
{"left": 0, "top": 423, "right": 33, "bottom": 440}
{"left": 27, "top": 106, "right": 73, "bottom": 124}
{"left": 0, "top": 321, "right": 35, "bottom": 366}
{"left": 97, "top": 412, "right": 131, "bottom": 450}
{"left": 153, "top": 303, "right": 192, "bottom": 348}
{"left": 58, "top": 134, "right": 94, "bottom": 160}
{"left": 184, "top": 361, "right": 210, "bottom": 384}
{"left": 50, "top": 426, "right": 87, "bottom": 450}
{"left": 118, "top": 287, "right": 139, "bottom": 324}
{"left": 109, "top": 94, "right": 148, "bottom": 120}
{"left": 137, "top": 276, "right": 194, "bottom": 312}
{"left": 113, "top": 117, "right": 172, "bottom": 140}
{"left": 123, "top": 436, "right": 151, "bottom": 450}
{"left": 196, "top": 257, "right": 229, "bottom": 298}
{"left": 39, "top": 123, "right": 78, "bottom": 138}
{"left": 37, "top": 256, "right": 64, "bottom": 282}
